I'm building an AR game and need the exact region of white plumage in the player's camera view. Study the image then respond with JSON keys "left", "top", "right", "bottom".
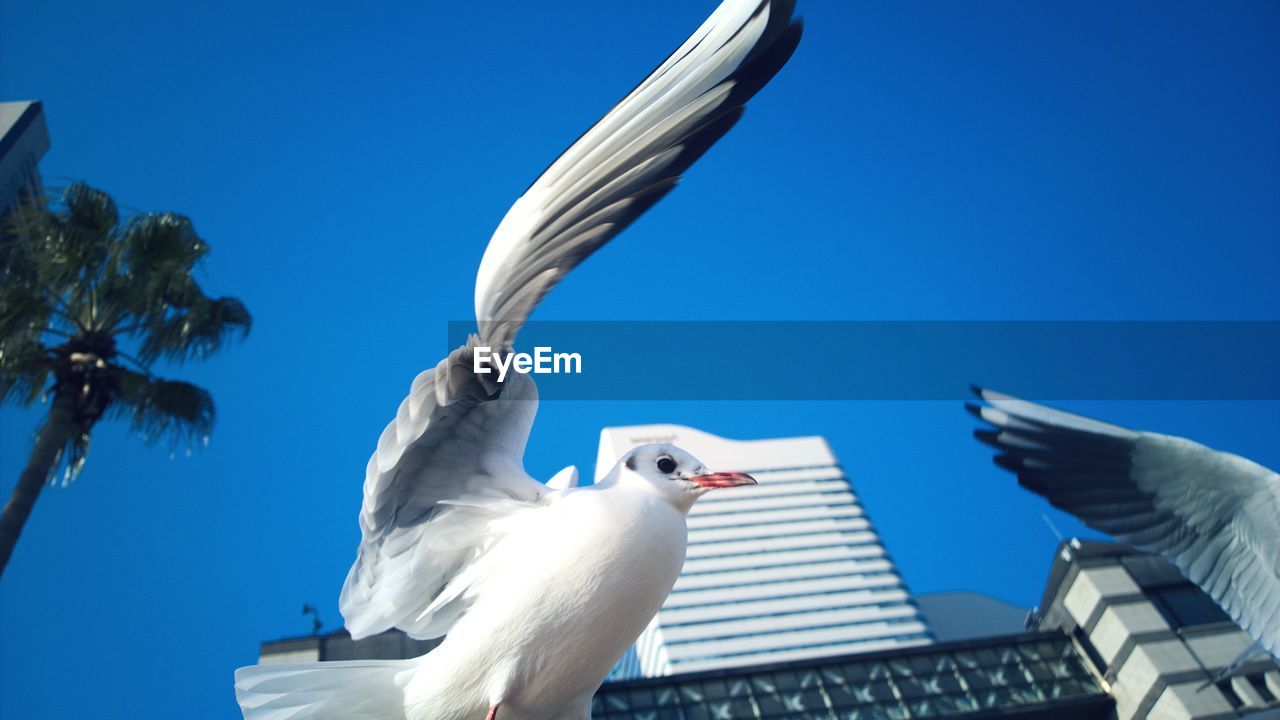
{"left": 235, "top": 1, "right": 799, "bottom": 718}
{"left": 969, "top": 387, "right": 1280, "bottom": 660}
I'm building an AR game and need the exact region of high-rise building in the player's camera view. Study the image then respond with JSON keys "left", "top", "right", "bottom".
{"left": 0, "top": 101, "right": 50, "bottom": 223}
{"left": 596, "top": 424, "right": 932, "bottom": 678}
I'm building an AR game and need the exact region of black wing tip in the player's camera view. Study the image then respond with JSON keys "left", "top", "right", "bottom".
{"left": 964, "top": 402, "right": 987, "bottom": 422}
{"left": 729, "top": 17, "right": 803, "bottom": 107}
{"left": 993, "top": 453, "right": 1023, "bottom": 473}
{"left": 973, "top": 428, "right": 1004, "bottom": 449}
{"left": 767, "top": 0, "right": 802, "bottom": 37}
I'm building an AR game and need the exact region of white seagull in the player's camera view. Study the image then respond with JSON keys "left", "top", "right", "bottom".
{"left": 968, "top": 387, "right": 1280, "bottom": 660}
{"left": 234, "top": 2, "right": 801, "bottom": 719}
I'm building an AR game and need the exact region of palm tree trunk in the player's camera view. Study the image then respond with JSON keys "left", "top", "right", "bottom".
{"left": 0, "top": 389, "right": 77, "bottom": 579}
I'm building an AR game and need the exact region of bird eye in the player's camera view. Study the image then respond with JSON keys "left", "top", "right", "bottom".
{"left": 656, "top": 456, "right": 677, "bottom": 474}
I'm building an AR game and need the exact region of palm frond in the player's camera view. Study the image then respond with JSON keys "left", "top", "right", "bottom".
{"left": 122, "top": 212, "right": 207, "bottom": 273}
{"left": 0, "top": 338, "right": 52, "bottom": 406}
{"left": 63, "top": 183, "right": 119, "bottom": 237}
{"left": 112, "top": 369, "right": 215, "bottom": 448}
{"left": 137, "top": 295, "right": 252, "bottom": 363}
{"left": 16, "top": 184, "right": 117, "bottom": 293}
{"left": 59, "top": 427, "right": 92, "bottom": 486}
{"left": 0, "top": 285, "right": 54, "bottom": 346}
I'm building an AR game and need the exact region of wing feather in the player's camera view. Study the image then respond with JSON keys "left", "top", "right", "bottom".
{"left": 340, "top": 338, "right": 546, "bottom": 640}
{"left": 474, "top": 0, "right": 802, "bottom": 349}
{"left": 969, "top": 387, "right": 1280, "bottom": 659}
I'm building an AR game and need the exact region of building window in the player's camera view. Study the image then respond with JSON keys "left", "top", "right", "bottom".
{"left": 1250, "top": 674, "right": 1277, "bottom": 704}
{"left": 1071, "top": 627, "right": 1108, "bottom": 675}
{"left": 1148, "top": 585, "right": 1229, "bottom": 629}
{"left": 1219, "top": 681, "right": 1245, "bottom": 709}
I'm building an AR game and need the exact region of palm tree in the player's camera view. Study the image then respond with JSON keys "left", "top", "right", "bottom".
{"left": 0, "top": 182, "right": 250, "bottom": 578}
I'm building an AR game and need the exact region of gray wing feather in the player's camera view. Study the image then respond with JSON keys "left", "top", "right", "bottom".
{"left": 340, "top": 337, "right": 545, "bottom": 639}
{"left": 969, "top": 387, "right": 1280, "bottom": 660}
{"left": 473, "top": 0, "right": 802, "bottom": 350}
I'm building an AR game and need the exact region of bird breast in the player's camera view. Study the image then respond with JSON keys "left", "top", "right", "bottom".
{"left": 409, "top": 486, "right": 688, "bottom": 720}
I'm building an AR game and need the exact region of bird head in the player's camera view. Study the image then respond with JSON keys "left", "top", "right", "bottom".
{"left": 611, "top": 443, "right": 756, "bottom": 512}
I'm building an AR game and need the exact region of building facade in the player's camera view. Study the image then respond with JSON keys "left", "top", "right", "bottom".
{"left": 1034, "top": 539, "right": 1280, "bottom": 720}
{"left": 596, "top": 425, "right": 932, "bottom": 678}
{"left": 257, "top": 627, "right": 438, "bottom": 665}
{"left": 0, "top": 100, "right": 50, "bottom": 224}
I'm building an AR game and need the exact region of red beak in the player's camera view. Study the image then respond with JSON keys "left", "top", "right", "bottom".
{"left": 690, "top": 471, "right": 757, "bottom": 489}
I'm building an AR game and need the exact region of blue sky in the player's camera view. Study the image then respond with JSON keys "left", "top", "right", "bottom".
{"left": 2, "top": 1, "right": 1278, "bottom": 718}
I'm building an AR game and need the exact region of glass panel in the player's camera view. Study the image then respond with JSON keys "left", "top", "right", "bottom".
{"left": 801, "top": 689, "right": 827, "bottom": 712}
{"left": 841, "top": 663, "right": 871, "bottom": 682}
{"left": 825, "top": 685, "right": 859, "bottom": 709}
{"left": 629, "top": 689, "right": 655, "bottom": 709}
{"left": 707, "top": 700, "right": 734, "bottom": 720}
{"left": 679, "top": 685, "right": 706, "bottom": 704}
{"left": 799, "top": 669, "right": 823, "bottom": 690}
{"left": 655, "top": 687, "right": 680, "bottom": 707}
{"left": 822, "top": 668, "right": 847, "bottom": 686}
{"left": 702, "top": 681, "right": 729, "bottom": 700}
{"left": 752, "top": 676, "right": 778, "bottom": 695}
{"left": 775, "top": 672, "right": 801, "bottom": 690}
{"left": 895, "top": 676, "right": 929, "bottom": 700}
{"left": 755, "top": 695, "right": 786, "bottom": 716}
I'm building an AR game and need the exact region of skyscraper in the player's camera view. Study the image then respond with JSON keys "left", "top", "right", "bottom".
{"left": 0, "top": 101, "right": 49, "bottom": 222}
{"left": 596, "top": 424, "right": 932, "bottom": 678}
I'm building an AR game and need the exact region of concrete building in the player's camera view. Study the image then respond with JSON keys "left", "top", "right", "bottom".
{"left": 596, "top": 424, "right": 932, "bottom": 678}
{"left": 256, "top": 628, "right": 438, "bottom": 665}
{"left": 0, "top": 101, "right": 50, "bottom": 222}
{"left": 1033, "top": 539, "right": 1280, "bottom": 720}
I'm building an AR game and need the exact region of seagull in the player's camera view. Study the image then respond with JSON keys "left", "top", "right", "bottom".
{"left": 234, "top": 2, "right": 800, "bottom": 719}
{"left": 967, "top": 386, "right": 1280, "bottom": 661}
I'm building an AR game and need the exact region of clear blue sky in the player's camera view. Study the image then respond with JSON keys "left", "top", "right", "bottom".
{"left": 2, "top": 1, "right": 1278, "bottom": 718}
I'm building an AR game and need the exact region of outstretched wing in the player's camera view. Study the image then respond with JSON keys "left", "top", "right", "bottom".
{"left": 340, "top": 0, "right": 801, "bottom": 641}
{"left": 968, "top": 387, "right": 1280, "bottom": 659}
{"left": 474, "top": 0, "right": 802, "bottom": 349}
{"left": 340, "top": 338, "right": 547, "bottom": 639}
